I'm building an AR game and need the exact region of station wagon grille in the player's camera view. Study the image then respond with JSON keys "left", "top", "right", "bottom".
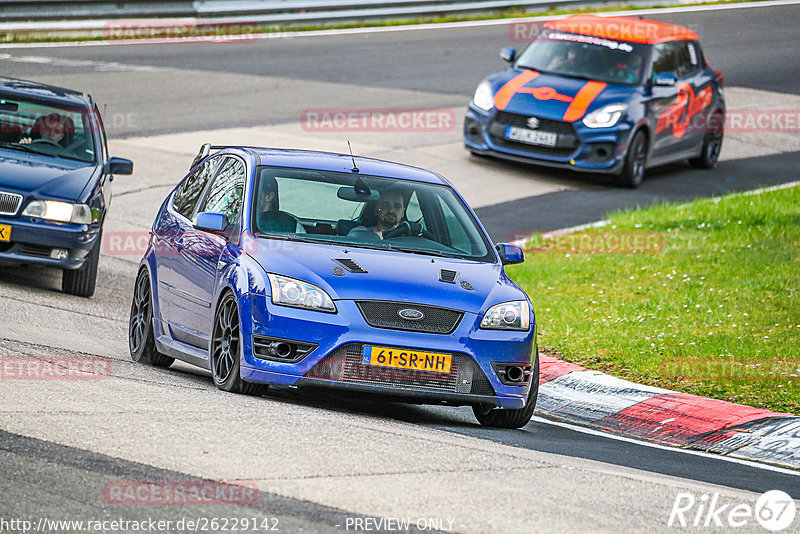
{"left": 304, "top": 343, "right": 495, "bottom": 395}
{"left": 356, "top": 300, "right": 463, "bottom": 334}
{"left": 0, "top": 191, "right": 22, "bottom": 215}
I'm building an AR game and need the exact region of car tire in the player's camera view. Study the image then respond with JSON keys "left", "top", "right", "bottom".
{"left": 129, "top": 268, "right": 174, "bottom": 368}
{"left": 472, "top": 354, "right": 540, "bottom": 429}
{"left": 615, "top": 130, "right": 647, "bottom": 188}
{"left": 210, "top": 292, "right": 268, "bottom": 396}
{"left": 689, "top": 110, "right": 724, "bottom": 169}
{"left": 62, "top": 230, "right": 101, "bottom": 297}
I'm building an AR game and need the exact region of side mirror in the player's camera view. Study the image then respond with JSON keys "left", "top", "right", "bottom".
{"left": 496, "top": 243, "right": 524, "bottom": 265}
{"left": 194, "top": 212, "right": 228, "bottom": 234}
{"left": 654, "top": 72, "right": 677, "bottom": 87}
{"left": 499, "top": 47, "right": 516, "bottom": 63}
{"left": 104, "top": 157, "right": 133, "bottom": 175}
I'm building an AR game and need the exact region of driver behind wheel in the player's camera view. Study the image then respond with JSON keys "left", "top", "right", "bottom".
{"left": 30, "top": 113, "right": 75, "bottom": 147}
{"left": 348, "top": 187, "right": 422, "bottom": 240}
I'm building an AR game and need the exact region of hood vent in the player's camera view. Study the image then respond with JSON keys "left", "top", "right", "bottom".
{"left": 333, "top": 258, "right": 367, "bottom": 274}
{"left": 439, "top": 269, "right": 459, "bottom": 284}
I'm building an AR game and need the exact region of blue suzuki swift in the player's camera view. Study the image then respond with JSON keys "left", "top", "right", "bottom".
{"left": 464, "top": 15, "right": 725, "bottom": 187}
{"left": 129, "top": 145, "right": 538, "bottom": 427}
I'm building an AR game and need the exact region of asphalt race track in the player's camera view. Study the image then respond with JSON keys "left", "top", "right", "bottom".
{"left": 1, "top": 3, "right": 799, "bottom": 532}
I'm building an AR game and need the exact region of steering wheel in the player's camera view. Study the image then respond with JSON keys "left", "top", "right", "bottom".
{"left": 31, "top": 138, "right": 63, "bottom": 148}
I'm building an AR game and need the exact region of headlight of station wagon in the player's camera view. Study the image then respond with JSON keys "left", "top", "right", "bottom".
{"left": 22, "top": 200, "right": 93, "bottom": 224}
{"left": 268, "top": 274, "right": 336, "bottom": 313}
{"left": 480, "top": 300, "right": 530, "bottom": 330}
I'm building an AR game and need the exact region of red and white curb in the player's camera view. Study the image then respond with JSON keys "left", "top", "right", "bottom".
{"left": 535, "top": 354, "right": 800, "bottom": 470}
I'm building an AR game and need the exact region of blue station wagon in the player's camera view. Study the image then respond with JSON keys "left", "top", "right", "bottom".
{"left": 0, "top": 77, "right": 133, "bottom": 296}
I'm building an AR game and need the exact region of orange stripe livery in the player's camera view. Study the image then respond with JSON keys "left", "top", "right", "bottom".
{"left": 494, "top": 70, "right": 539, "bottom": 111}
{"left": 493, "top": 71, "right": 607, "bottom": 122}
{"left": 563, "top": 81, "right": 607, "bottom": 122}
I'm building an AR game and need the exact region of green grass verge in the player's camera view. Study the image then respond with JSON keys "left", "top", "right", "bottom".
{"left": 0, "top": 0, "right": 769, "bottom": 44}
{"left": 508, "top": 184, "right": 800, "bottom": 414}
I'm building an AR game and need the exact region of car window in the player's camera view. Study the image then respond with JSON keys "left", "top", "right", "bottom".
{"left": 651, "top": 43, "right": 679, "bottom": 78}
{"left": 437, "top": 196, "right": 471, "bottom": 254}
{"left": 675, "top": 41, "right": 700, "bottom": 77}
{"left": 172, "top": 156, "right": 221, "bottom": 219}
{"left": 0, "top": 94, "right": 97, "bottom": 163}
{"left": 198, "top": 156, "right": 246, "bottom": 225}
{"left": 252, "top": 166, "right": 494, "bottom": 262}
{"left": 514, "top": 29, "right": 649, "bottom": 86}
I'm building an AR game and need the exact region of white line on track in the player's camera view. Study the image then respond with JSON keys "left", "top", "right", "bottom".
{"left": 531, "top": 415, "right": 800, "bottom": 477}
{"left": 0, "top": 0, "right": 799, "bottom": 49}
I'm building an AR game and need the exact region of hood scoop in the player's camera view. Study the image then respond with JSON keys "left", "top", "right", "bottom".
{"left": 333, "top": 258, "right": 367, "bottom": 274}
{"left": 438, "top": 269, "right": 459, "bottom": 284}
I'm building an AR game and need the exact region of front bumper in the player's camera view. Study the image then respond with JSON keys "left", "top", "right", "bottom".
{"left": 464, "top": 104, "right": 633, "bottom": 174}
{"left": 0, "top": 215, "right": 98, "bottom": 269}
{"left": 238, "top": 293, "right": 536, "bottom": 409}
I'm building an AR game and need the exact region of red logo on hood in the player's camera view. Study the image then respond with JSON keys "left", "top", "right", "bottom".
{"left": 493, "top": 70, "right": 607, "bottom": 122}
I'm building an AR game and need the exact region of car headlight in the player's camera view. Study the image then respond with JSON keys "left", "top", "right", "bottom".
{"left": 22, "top": 200, "right": 93, "bottom": 224}
{"left": 583, "top": 103, "right": 628, "bottom": 128}
{"left": 473, "top": 80, "right": 495, "bottom": 111}
{"left": 267, "top": 274, "right": 336, "bottom": 313}
{"left": 480, "top": 300, "right": 530, "bottom": 330}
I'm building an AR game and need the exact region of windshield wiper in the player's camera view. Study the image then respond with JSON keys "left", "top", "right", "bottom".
{"left": 388, "top": 246, "right": 464, "bottom": 259}
{"left": 0, "top": 142, "right": 74, "bottom": 160}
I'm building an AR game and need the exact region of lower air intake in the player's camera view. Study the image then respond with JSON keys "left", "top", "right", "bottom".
{"left": 304, "top": 343, "right": 495, "bottom": 395}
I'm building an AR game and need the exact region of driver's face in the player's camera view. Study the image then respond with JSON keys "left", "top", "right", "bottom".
{"left": 377, "top": 193, "right": 405, "bottom": 229}
{"left": 43, "top": 125, "right": 64, "bottom": 143}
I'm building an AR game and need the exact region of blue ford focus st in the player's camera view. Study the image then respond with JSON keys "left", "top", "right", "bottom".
{"left": 129, "top": 145, "right": 538, "bottom": 427}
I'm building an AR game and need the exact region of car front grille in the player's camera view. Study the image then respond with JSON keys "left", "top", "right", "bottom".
{"left": 0, "top": 191, "right": 23, "bottom": 216}
{"left": 356, "top": 300, "right": 463, "bottom": 335}
{"left": 304, "top": 343, "right": 495, "bottom": 395}
{"left": 489, "top": 111, "right": 579, "bottom": 158}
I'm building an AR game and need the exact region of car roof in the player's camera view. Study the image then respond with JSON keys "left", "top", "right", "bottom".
{"left": 544, "top": 14, "right": 699, "bottom": 45}
{"left": 229, "top": 147, "right": 448, "bottom": 185}
{"left": 0, "top": 76, "right": 93, "bottom": 107}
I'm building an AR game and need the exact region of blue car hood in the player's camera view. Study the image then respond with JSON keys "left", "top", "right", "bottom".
{"left": 0, "top": 151, "right": 97, "bottom": 202}
{"left": 247, "top": 238, "right": 526, "bottom": 314}
{"left": 487, "top": 68, "right": 636, "bottom": 121}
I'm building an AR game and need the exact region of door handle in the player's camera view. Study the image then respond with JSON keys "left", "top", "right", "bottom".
{"left": 175, "top": 239, "right": 185, "bottom": 253}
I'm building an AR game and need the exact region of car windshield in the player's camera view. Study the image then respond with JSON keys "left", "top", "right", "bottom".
{"left": 251, "top": 166, "right": 495, "bottom": 262}
{"left": 515, "top": 29, "right": 649, "bottom": 86}
{"left": 0, "top": 93, "right": 97, "bottom": 163}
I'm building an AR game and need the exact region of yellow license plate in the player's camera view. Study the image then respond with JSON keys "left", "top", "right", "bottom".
{"left": 0, "top": 224, "right": 10, "bottom": 242}
{"left": 361, "top": 345, "right": 452, "bottom": 373}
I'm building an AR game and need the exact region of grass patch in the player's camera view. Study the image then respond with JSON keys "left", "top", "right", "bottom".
{"left": 508, "top": 185, "right": 800, "bottom": 414}
{"left": 0, "top": 0, "right": 771, "bottom": 44}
